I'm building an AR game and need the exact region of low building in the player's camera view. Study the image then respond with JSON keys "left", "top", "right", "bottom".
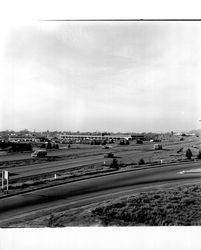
{"left": 59, "top": 134, "right": 132, "bottom": 143}
{"left": 8, "top": 134, "right": 39, "bottom": 143}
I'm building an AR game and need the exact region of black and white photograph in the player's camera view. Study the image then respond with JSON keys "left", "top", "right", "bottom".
{"left": 1, "top": 0, "right": 201, "bottom": 249}
{"left": 1, "top": 18, "right": 201, "bottom": 228}
{"left": 0, "top": 5, "right": 201, "bottom": 250}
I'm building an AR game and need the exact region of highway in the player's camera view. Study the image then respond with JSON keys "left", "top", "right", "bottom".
{"left": 0, "top": 161, "right": 201, "bottom": 226}
{"left": 2, "top": 149, "right": 152, "bottom": 179}
{"left": 7, "top": 155, "right": 106, "bottom": 179}
{"left": 0, "top": 138, "right": 197, "bottom": 163}
{"left": 1, "top": 140, "right": 198, "bottom": 181}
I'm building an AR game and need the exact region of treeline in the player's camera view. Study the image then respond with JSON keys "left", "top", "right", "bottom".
{"left": 40, "top": 142, "right": 59, "bottom": 149}
{"left": 0, "top": 142, "right": 32, "bottom": 152}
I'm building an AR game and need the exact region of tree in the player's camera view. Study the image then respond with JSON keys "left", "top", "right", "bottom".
{"left": 54, "top": 144, "right": 59, "bottom": 149}
{"left": 110, "top": 158, "right": 119, "bottom": 169}
{"left": 197, "top": 150, "right": 201, "bottom": 159}
{"left": 138, "top": 158, "right": 145, "bottom": 165}
{"left": 186, "top": 148, "right": 192, "bottom": 160}
{"left": 46, "top": 142, "right": 52, "bottom": 149}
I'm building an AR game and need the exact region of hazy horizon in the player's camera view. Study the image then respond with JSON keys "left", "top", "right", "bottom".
{"left": 1, "top": 21, "right": 201, "bottom": 132}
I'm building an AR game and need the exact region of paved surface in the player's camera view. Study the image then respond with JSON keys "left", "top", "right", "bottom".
{"left": 1, "top": 149, "right": 155, "bottom": 179}
{"left": 0, "top": 147, "right": 102, "bottom": 162}
{"left": 0, "top": 161, "right": 201, "bottom": 226}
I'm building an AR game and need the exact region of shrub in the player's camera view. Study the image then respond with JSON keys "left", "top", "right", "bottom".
{"left": 138, "top": 158, "right": 145, "bottom": 165}
{"left": 186, "top": 148, "right": 192, "bottom": 159}
{"left": 197, "top": 150, "right": 201, "bottom": 159}
{"left": 53, "top": 144, "right": 59, "bottom": 149}
{"left": 46, "top": 142, "right": 52, "bottom": 149}
{"left": 110, "top": 158, "right": 119, "bottom": 169}
{"left": 119, "top": 140, "right": 125, "bottom": 145}
{"left": 102, "top": 140, "right": 107, "bottom": 145}
{"left": 48, "top": 214, "right": 57, "bottom": 227}
{"left": 8, "top": 142, "right": 32, "bottom": 152}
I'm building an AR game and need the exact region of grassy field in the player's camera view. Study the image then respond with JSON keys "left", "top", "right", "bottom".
{"left": 0, "top": 135, "right": 200, "bottom": 197}
{"left": 8, "top": 183, "right": 201, "bottom": 227}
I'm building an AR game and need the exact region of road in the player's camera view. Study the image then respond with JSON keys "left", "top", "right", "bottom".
{"left": 0, "top": 147, "right": 103, "bottom": 162}
{"left": 1, "top": 140, "right": 199, "bottom": 180}
{"left": 7, "top": 155, "right": 106, "bottom": 179}
{"left": 0, "top": 138, "right": 197, "bottom": 163}
{"left": 2, "top": 149, "right": 155, "bottom": 179}
{"left": 0, "top": 161, "right": 201, "bottom": 226}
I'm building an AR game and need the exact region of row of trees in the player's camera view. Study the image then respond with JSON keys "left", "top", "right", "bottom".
{"left": 186, "top": 148, "right": 201, "bottom": 159}
{"left": 41, "top": 142, "right": 59, "bottom": 149}
{"left": 0, "top": 142, "right": 32, "bottom": 152}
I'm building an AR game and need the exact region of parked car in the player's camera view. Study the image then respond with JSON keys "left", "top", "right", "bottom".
{"left": 31, "top": 150, "right": 47, "bottom": 158}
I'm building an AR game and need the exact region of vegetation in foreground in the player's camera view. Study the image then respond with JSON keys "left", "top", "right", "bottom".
{"left": 91, "top": 185, "right": 201, "bottom": 226}
{"left": 8, "top": 184, "right": 201, "bottom": 227}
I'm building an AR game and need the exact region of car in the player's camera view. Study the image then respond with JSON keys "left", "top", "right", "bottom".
{"left": 31, "top": 150, "right": 47, "bottom": 158}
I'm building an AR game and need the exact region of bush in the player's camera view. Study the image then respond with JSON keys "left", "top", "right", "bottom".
{"left": 7, "top": 142, "right": 32, "bottom": 152}
{"left": 102, "top": 140, "right": 107, "bottom": 145}
{"left": 119, "top": 140, "right": 125, "bottom": 145}
{"left": 110, "top": 158, "right": 119, "bottom": 169}
{"left": 46, "top": 142, "right": 52, "bottom": 149}
{"left": 53, "top": 144, "right": 59, "bottom": 149}
{"left": 197, "top": 150, "right": 201, "bottom": 159}
{"left": 186, "top": 148, "right": 193, "bottom": 159}
{"left": 138, "top": 158, "right": 145, "bottom": 165}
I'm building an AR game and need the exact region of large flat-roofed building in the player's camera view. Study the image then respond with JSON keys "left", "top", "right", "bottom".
{"left": 8, "top": 135, "right": 40, "bottom": 143}
{"left": 8, "top": 135, "right": 34, "bottom": 143}
{"left": 59, "top": 134, "right": 132, "bottom": 142}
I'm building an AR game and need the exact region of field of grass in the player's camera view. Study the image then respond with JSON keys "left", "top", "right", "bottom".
{"left": 0, "top": 135, "right": 200, "bottom": 197}
{"left": 8, "top": 183, "right": 201, "bottom": 227}
{"left": 116, "top": 136, "right": 201, "bottom": 165}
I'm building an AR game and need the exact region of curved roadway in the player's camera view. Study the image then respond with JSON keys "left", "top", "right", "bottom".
{"left": 0, "top": 162, "right": 201, "bottom": 226}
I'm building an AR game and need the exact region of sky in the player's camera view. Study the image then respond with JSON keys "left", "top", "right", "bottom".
{"left": 0, "top": 21, "right": 201, "bottom": 132}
